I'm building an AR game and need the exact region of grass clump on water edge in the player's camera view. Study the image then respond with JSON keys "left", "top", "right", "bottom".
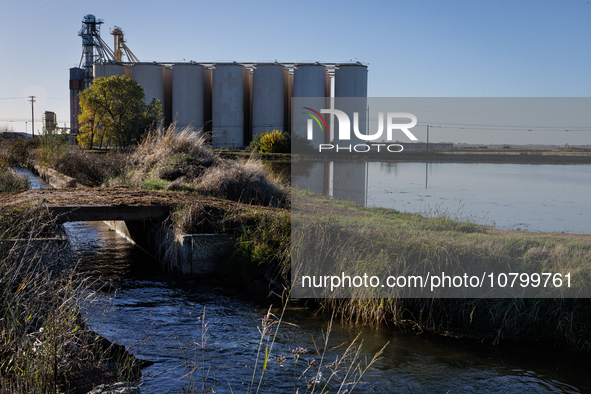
{"left": 0, "top": 165, "right": 30, "bottom": 193}
{"left": 169, "top": 202, "right": 291, "bottom": 293}
{"left": 0, "top": 206, "right": 144, "bottom": 392}
{"left": 0, "top": 141, "right": 30, "bottom": 192}
{"left": 230, "top": 209, "right": 291, "bottom": 292}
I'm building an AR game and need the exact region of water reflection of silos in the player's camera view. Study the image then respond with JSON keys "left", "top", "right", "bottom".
{"left": 292, "top": 161, "right": 330, "bottom": 196}
{"left": 252, "top": 64, "right": 287, "bottom": 138}
{"left": 212, "top": 63, "right": 249, "bottom": 148}
{"left": 292, "top": 64, "right": 329, "bottom": 149}
{"left": 333, "top": 162, "right": 367, "bottom": 206}
{"left": 172, "top": 64, "right": 205, "bottom": 133}
{"left": 334, "top": 64, "right": 368, "bottom": 146}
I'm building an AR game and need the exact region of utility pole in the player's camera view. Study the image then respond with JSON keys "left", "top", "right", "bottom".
{"left": 426, "top": 124, "right": 429, "bottom": 153}
{"left": 29, "top": 96, "right": 36, "bottom": 138}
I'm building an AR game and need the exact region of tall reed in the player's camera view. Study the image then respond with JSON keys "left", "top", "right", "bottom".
{"left": 0, "top": 205, "right": 141, "bottom": 392}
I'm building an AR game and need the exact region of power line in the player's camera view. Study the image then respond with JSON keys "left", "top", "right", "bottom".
{"left": 0, "top": 96, "right": 69, "bottom": 100}
{"left": 0, "top": 119, "right": 43, "bottom": 122}
{"left": 413, "top": 122, "right": 591, "bottom": 132}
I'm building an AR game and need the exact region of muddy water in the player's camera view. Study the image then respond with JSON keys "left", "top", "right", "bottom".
{"left": 16, "top": 167, "right": 591, "bottom": 393}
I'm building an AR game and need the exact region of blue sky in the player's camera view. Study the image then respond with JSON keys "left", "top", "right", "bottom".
{"left": 1, "top": 0, "right": 590, "bottom": 144}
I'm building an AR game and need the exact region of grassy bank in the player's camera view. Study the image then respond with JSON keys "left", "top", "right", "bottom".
{"left": 298, "top": 151, "right": 591, "bottom": 164}
{"left": 292, "top": 191, "right": 591, "bottom": 351}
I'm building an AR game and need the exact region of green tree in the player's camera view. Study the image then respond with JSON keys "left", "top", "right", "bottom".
{"left": 77, "top": 75, "right": 162, "bottom": 149}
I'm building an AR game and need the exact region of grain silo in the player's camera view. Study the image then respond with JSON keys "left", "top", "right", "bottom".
{"left": 252, "top": 63, "right": 287, "bottom": 138}
{"left": 293, "top": 64, "right": 328, "bottom": 97}
{"left": 132, "top": 63, "right": 165, "bottom": 106}
{"left": 292, "top": 64, "right": 330, "bottom": 149}
{"left": 172, "top": 63, "right": 205, "bottom": 132}
{"left": 334, "top": 63, "right": 368, "bottom": 145}
{"left": 334, "top": 63, "right": 368, "bottom": 97}
{"left": 93, "top": 63, "right": 126, "bottom": 78}
{"left": 211, "top": 63, "right": 249, "bottom": 148}
{"left": 131, "top": 63, "right": 169, "bottom": 128}
{"left": 286, "top": 70, "right": 293, "bottom": 133}
{"left": 71, "top": 16, "right": 371, "bottom": 147}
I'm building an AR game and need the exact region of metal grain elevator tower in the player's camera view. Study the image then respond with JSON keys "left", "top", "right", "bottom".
{"left": 71, "top": 15, "right": 138, "bottom": 135}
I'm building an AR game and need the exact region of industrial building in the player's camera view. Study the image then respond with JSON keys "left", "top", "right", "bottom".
{"left": 70, "top": 15, "right": 368, "bottom": 148}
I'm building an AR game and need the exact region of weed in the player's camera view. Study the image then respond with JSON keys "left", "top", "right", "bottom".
{"left": 179, "top": 304, "right": 387, "bottom": 393}
{"left": 0, "top": 165, "right": 30, "bottom": 192}
{"left": 141, "top": 179, "right": 171, "bottom": 191}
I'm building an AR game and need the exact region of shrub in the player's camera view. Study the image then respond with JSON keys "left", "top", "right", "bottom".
{"left": 39, "top": 128, "right": 69, "bottom": 166}
{"left": 3, "top": 138, "right": 40, "bottom": 166}
{"left": 257, "top": 130, "right": 290, "bottom": 154}
{"left": 54, "top": 147, "right": 127, "bottom": 187}
{"left": 246, "top": 132, "right": 264, "bottom": 152}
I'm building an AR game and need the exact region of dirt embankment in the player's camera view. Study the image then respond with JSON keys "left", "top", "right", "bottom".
{"left": 0, "top": 187, "right": 281, "bottom": 213}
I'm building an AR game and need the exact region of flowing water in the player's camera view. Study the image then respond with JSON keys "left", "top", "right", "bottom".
{"left": 14, "top": 167, "right": 591, "bottom": 393}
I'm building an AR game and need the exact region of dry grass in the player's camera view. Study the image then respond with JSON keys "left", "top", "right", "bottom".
{"left": 292, "top": 192, "right": 591, "bottom": 350}
{"left": 0, "top": 137, "right": 40, "bottom": 167}
{"left": 129, "top": 124, "right": 217, "bottom": 181}
{"left": 179, "top": 306, "right": 387, "bottom": 393}
{"left": 0, "top": 206, "right": 143, "bottom": 392}
{"left": 196, "top": 160, "right": 288, "bottom": 207}
{"left": 54, "top": 148, "right": 127, "bottom": 187}
{"left": 0, "top": 165, "right": 30, "bottom": 192}
{"left": 115, "top": 124, "right": 289, "bottom": 207}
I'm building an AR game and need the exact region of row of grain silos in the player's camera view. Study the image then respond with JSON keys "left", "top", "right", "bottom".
{"left": 92, "top": 62, "right": 368, "bottom": 148}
